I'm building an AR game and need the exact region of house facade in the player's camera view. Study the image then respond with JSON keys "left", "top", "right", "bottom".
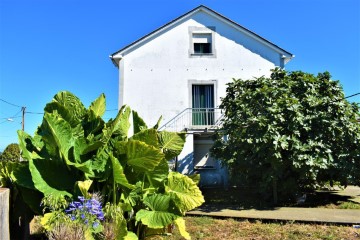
{"left": 110, "top": 5, "right": 294, "bottom": 187}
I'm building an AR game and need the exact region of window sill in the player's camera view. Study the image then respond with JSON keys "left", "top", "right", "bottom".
{"left": 194, "top": 166, "right": 216, "bottom": 170}
{"left": 190, "top": 53, "right": 216, "bottom": 58}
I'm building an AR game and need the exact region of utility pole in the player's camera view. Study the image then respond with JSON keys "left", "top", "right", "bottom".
{"left": 21, "top": 107, "right": 26, "bottom": 131}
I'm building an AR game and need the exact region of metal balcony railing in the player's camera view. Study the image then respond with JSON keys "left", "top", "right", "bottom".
{"left": 159, "top": 108, "right": 224, "bottom": 132}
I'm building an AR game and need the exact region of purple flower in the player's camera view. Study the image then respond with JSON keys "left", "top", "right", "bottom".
{"left": 93, "top": 221, "right": 99, "bottom": 228}
{"left": 65, "top": 195, "right": 105, "bottom": 225}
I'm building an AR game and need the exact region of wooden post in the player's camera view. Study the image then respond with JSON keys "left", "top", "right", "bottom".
{"left": 21, "top": 107, "right": 26, "bottom": 131}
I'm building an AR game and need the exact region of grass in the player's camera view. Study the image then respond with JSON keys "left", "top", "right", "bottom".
{"left": 147, "top": 217, "right": 360, "bottom": 240}
{"left": 323, "top": 201, "right": 360, "bottom": 209}
{"left": 142, "top": 186, "right": 360, "bottom": 239}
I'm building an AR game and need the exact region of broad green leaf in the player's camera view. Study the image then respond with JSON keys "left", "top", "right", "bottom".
{"left": 29, "top": 158, "right": 74, "bottom": 198}
{"left": 152, "top": 115, "right": 163, "bottom": 130}
{"left": 44, "top": 91, "right": 86, "bottom": 128}
{"left": 112, "top": 219, "right": 130, "bottom": 240}
{"left": 71, "top": 160, "right": 94, "bottom": 176}
{"left": 44, "top": 102, "right": 79, "bottom": 128}
{"left": 110, "top": 153, "right": 135, "bottom": 189}
{"left": 188, "top": 174, "right": 201, "bottom": 185}
{"left": 18, "top": 186, "right": 43, "bottom": 214}
{"left": 41, "top": 113, "right": 73, "bottom": 164}
{"left": 158, "top": 131, "right": 186, "bottom": 160}
{"left": 124, "top": 231, "right": 138, "bottom": 240}
{"left": 89, "top": 93, "right": 106, "bottom": 117}
{"left": 165, "top": 172, "right": 204, "bottom": 214}
{"left": 17, "top": 130, "right": 33, "bottom": 161}
{"left": 131, "top": 129, "right": 159, "bottom": 148}
{"left": 89, "top": 149, "right": 110, "bottom": 177}
{"left": 135, "top": 194, "right": 179, "bottom": 228}
{"left": 66, "top": 137, "right": 96, "bottom": 175}
{"left": 17, "top": 130, "right": 42, "bottom": 161}
{"left": 102, "top": 105, "right": 130, "bottom": 143}
{"left": 51, "top": 91, "right": 86, "bottom": 121}
{"left": 76, "top": 180, "right": 93, "bottom": 198}
{"left": 72, "top": 136, "right": 88, "bottom": 163}
{"left": 132, "top": 110, "right": 148, "bottom": 134}
{"left": 124, "top": 140, "right": 164, "bottom": 172}
{"left": 40, "top": 212, "right": 55, "bottom": 230}
{"left": 11, "top": 161, "right": 35, "bottom": 189}
{"left": 145, "top": 158, "right": 169, "bottom": 188}
{"left": 125, "top": 183, "right": 143, "bottom": 207}
{"left": 174, "top": 217, "right": 191, "bottom": 240}
{"left": 81, "top": 140, "right": 104, "bottom": 156}
{"left": 83, "top": 110, "right": 105, "bottom": 137}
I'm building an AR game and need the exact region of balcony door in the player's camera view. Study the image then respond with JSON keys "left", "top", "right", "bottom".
{"left": 192, "top": 85, "right": 214, "bottom": 125}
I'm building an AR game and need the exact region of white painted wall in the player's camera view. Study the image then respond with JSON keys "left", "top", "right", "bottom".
{"left": 117, "top": 11, "right": 283, "bottom": 127}
{"left": 114, "top": 9, "right": 290, "bottom": 186}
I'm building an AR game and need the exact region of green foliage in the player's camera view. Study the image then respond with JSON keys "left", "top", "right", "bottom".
{"left": 10, "top": 91, "right": 203, "bottom": 239}
{"left": 0, "top": 143, "right": 20, "bottom": 162}
{"left": 212, "top": 68, "right": 360, "bottom": 202}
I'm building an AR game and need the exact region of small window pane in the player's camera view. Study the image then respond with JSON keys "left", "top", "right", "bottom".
{"left": 194, "top": 43, "right": 211, "bottom": 54}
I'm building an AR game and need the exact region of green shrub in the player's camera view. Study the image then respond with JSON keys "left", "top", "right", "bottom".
{"left": 10, "top": 91, "right": 204, "bottom": 240}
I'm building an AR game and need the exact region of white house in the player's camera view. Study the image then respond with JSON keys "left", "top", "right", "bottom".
{"left": 110, "top": 5, "right": 294, "bottom": 187}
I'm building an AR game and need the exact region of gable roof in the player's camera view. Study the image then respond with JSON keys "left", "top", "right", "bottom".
{"left": 110, "top": 5, "right": 294, "bottom": 67}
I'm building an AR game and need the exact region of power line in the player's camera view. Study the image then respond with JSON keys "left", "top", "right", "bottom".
{"left": 0, "top": 116, "right": 22, "bottom": 120}
{"left": 25, "top": 108, "right": 119, "bottom": 115}
{"left": 26, "top": 111, "right": 44, "bottom": 115}
{"left": 0, "top": 98, "right": 22, "bottom": 108}
{"left": 11, "top": 109, "right": 23, "bottom": 118}
{"left": 345, "top": 92, "right": 360, "bottom": 99}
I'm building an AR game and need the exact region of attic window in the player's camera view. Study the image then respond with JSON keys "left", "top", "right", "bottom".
{"left": 193, "top": 33, "right": 212, "bottom": 54}
{"left": 189, "top": 26, "right": 216, "bottom": 57}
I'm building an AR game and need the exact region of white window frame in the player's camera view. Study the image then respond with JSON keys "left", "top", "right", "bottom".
{"left": 188, "top": 80, "right": 218, "bottom": 109}
{"left": 189, "top": 26, "right": 216, "bottom": 58}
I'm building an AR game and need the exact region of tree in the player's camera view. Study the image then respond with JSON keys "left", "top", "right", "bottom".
{"left": 0, "top": 143, "right": 20, "bottom": 162}
{"left": 212, "top": 68, "right": 360, "bottom": 203}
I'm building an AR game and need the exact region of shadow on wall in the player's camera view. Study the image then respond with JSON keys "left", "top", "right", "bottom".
{"left": 176, "top": 153, "right": 195, "bottom": 175}
{"left": 176, "top": 152, "right": 229, "bottom": 188}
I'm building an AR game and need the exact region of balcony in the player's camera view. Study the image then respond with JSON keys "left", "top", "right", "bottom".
{"left": 159, "top": 108, "right": 224, "bottom": 132}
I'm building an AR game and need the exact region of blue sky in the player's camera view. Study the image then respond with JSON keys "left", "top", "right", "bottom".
{"left": 0, "top": 0, "right": 359, "bottom": 151}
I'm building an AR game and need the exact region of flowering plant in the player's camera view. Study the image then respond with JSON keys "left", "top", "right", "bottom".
{"left": 65, "top": 196, "right": 104, "bottom": 233}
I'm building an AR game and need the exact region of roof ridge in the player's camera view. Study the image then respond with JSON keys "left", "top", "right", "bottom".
{"left": 110, "top": 5, "right": 293, "bottom": 66}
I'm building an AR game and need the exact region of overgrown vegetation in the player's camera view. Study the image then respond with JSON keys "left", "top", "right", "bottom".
{"left": 200, "top": 187, "right": 360, "bottom": 209}
{"left": 212, "top": 68, "right": 360, "bottom": 203}
{"left": 1, "top": 91, "right": 204, "bottom": 240}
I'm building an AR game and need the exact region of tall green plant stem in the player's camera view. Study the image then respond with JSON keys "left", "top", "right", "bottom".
{"left": 113, "top": 178, "right": 116, "bottom": 204}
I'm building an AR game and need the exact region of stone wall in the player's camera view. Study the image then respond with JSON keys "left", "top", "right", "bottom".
{"left": 0, "top": 188, "right": 10, "bottom": 240}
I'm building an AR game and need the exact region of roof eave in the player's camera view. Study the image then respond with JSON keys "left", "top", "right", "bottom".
{"left": 110, "top": 5, "right": 294, "bottom": 64}
{"left": 110, "top": 5, "right": 205, "bottom": 60}
{"left": 109, "top": 54, "right": 122, "bottom": 68}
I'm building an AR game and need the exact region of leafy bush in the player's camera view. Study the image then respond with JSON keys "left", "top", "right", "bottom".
{"left": 0, "top": 143, "right": 20, "bottom": 162}
{"left": 212, "top": 68, "right": 360, "bottom": 203}
{"left": 9, "top": 91, "right": 204, "bottom": 239}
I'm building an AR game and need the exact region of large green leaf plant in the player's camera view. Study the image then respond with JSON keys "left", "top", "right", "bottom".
{"left": 12, "top": 91, "right": 204, "bottom": 240}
